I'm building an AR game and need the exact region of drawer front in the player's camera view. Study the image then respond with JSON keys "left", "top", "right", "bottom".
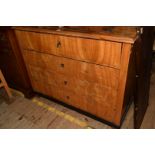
{"left": 16, "top": 30, "right": 122, "bottom": 68}
{"left": 28, "top": 65, "right": 117, "bottom": 122}
{"left": 28, "top": 65, "right": 115, "bottom": 98}
{"left": 22, "top": 50, "right": 119, "bottom": 89}
{"left": 58, "top": 35, "right": 122, "bottom": 68}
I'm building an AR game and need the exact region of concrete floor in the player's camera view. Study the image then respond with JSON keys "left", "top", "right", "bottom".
{"left": 0, "top": 56, "right": 154, "bottom": 129}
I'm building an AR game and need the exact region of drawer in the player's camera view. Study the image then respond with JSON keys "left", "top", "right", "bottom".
{"left": 16, "top": 30, "right": 122, "bottom": 68}
{"left": 28, "top": 65, "right": 116, "bottom": 98}
{"left": 58, "top": 35, "right": 122, "bottom": 68}
{"left": 23, "top": 50, "right": 120, "bottom": 89}
{"left": 28, "top": 66, "right": 117, "bottom": 122}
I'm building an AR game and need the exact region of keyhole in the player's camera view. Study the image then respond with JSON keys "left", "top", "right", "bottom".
{"left": 57, "top": 41, "right": 61, "bottom": 48}
{"left": 64, "top": 81, "right": 68, "bottom": 85}
{"left": 60, "top": 64, "right": 64, "bottom": 68}
{"left": 66, "top": 96, "right": 70, "bottom": 99}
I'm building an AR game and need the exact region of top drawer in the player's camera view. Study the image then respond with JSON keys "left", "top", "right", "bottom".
{"left": 15, "top": 30, "right": 122, "bottom": 68}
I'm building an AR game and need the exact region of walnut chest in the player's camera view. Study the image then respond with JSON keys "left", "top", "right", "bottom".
{"left": 14, "top": 26, "right": 152, "bottom": 128}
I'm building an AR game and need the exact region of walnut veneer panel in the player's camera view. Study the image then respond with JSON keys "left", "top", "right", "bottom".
{"left": 15, "top": 30, "right": 122, "bottom": 68}
{"left": 22, "top": 50, "right": 119, "bottom": 89}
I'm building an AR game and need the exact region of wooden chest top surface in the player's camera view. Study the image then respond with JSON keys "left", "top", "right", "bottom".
{"left": 13, "top": 26, "right": 138, "bottom": 43}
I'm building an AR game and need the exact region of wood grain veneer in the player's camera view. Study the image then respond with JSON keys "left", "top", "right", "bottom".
{"left": 22, "top": 50, "right": 119, "bottom": 89}
{"left": 15, "top": 31, "right": 122, "bottom": 68}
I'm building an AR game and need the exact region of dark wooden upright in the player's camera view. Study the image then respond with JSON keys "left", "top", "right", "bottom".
{"left": 134, "top": 27, "right": 154, "bottom": 128}
{"left": 0, "top": 27, "right": 33, "bottom": 98}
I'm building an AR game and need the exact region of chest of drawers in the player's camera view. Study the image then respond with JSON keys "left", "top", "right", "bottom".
{"left": 13, "top": 26, "right": 153, "bottom": 128}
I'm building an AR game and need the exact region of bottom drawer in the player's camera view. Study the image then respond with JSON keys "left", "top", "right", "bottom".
{"left": 28, "top": 65, "right": 118, "bottom": 123}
